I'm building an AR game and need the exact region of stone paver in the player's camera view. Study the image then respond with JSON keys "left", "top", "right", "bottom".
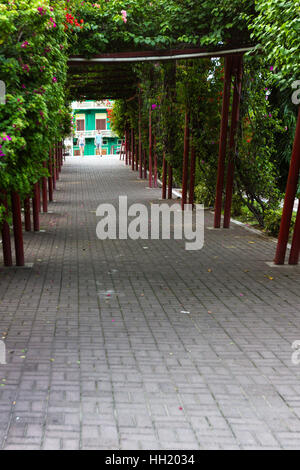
{"left": 1, "top": 155, "right": 300, "bottom": 450}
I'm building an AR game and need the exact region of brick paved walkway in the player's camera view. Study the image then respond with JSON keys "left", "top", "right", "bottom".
{"left": 1, "top": 155, "right": 300, "bottom": 450}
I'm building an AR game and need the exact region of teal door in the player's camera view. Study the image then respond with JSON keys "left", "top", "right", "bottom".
{"left": 85, "top": 138, "right": 95, "bottom": 156}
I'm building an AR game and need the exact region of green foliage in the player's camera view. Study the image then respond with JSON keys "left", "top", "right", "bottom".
{"left": 194, "top": 182, "right": 215, "bottom": 208}
{"left": 249, "top": 0, "right": 300, "bottom": 88}
{"left": 264, "top": 208, "right": 296, "bottom": 237}
{"left": 0, "top": 0, "right": 71, "bottom": 223}
{"left": 0, "top": 0, "right": 299, "bottom": 235}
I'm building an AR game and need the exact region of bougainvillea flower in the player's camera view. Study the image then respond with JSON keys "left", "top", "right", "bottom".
{"left": 21, "top": 41, "right": 29, "bottom": 48}
{"left": 37, "top": 7, "right": 46, "bottom": 15}
{"left": 52, "top": 77, "right": 57, "bottom": 83}
{"left": 121, "top": 10, "right": 127, "bottom": 23}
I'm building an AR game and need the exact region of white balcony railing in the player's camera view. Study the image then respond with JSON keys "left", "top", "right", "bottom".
{"left": 72, "top": 100, "right": 113, "bottom": 110}
{"left": 74, "top": 129, "right": 117, "bottom": 139}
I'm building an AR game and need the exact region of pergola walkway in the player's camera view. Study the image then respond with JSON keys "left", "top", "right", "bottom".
{"left": 1, "top": 155, "right": 300, "bottom": 450}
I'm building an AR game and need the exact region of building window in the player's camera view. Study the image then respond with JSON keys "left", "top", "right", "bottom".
{"left": 103, "top": 139, "right": 108, "bottom": 145}
{"left": 117, "top": 139, "right": 122, "bottom": 145}
{"left": 76, "top": 119, "right": 85, "bottom": 131}
{"left": 95, "top": 113, "right": 107, "bottom": 131}
{"left": 96, "top": 119, "right": 106, "bottom": 130}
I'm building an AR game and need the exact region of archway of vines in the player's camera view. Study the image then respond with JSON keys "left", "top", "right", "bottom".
{"left": 0, "top": 0, "right": 300, "bottom": 266}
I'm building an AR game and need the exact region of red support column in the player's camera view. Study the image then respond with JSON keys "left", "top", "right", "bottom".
{"left": 52, "top": 146, "right": 56, "bottom": 190}
{"left": 131, "top": 128, "right": 135, "bottom": 171}
{"left": 60, "top": 141, "right": 63, "bottom": 168}
{"left": 143, "top": 148, "right": 147, "bottom": 179}
{"left": 57, "top": 142, "right": 60, "bottom": 172}
{"left": 48, "top": 149, "right": 53, "bottom": 202}
{"left": 149, "top": 108, "right": 153, "bottom": 188}
{"left": 139, "top": 96, "right": 142, "bottom": 178}
{"left": 214, "top": 55, "right": 233, "bottom": 228}
{"left": 162, "top": 152, "right": 167, "bottom": 199}
{"left": 181, "top": 110, "right": 190, "bottom": 210}
{"left": 42, "top": 161, "right": 48, "bottom": 213}
{"left": 153, "top": 137, "right": 158, "bottom": 188}
{"left": 189, "top": 142, "right": 196, "bottom": 206}
{"left": 1, "top": 192, "right": 12, "bottom": 266}
{"left": 37, "top": 181, "right": 41, "bottom": 213}
{"left": 125, "top": 132, "right": 127, "bottom": 165}
{"left": 59, "top": 142, "right": 62, "bottom": 172}
{"left": 274, "top": 107, "right": 300, "bottom": 264}
{"left": 223, "top": 55, "right": 243, "bottom": 228}
{"left": 24, "top": 197, "right": 31, "bottom": 231}
{"left": 128, "top": 129, "right": 131, "bottom": 166}
{"left": 11, "top": 192, "right": 24, "bottom": 266}
{"left": 289, "top": 200, "right": 300, "bottom": 264}
{"left": 32, "top": 183, "right": 40, "bottom": 232}
{"left": 55, "top": 144, "right": 59, "bottom": 181}
{"left": 167, "top": 164, "right": 173, "bottom": 199}
{"left": 135, "top": 143, "right": 138, "bottom": 171}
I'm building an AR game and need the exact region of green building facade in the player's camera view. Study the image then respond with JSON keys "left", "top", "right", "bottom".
{"left": 72, "top": 100, "right": 122, "bottom": 156}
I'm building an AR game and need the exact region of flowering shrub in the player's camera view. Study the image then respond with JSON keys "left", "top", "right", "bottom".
{"left": 0, "top": 0, "right": 71, "bottom": 223}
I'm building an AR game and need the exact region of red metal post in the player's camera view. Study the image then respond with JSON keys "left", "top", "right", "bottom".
{"left": 128, "top": 129, "right": 131, "bottom": 166}
{"left": 131, "top": 128, "right": 135, "bottom": 171}
{"left": 143, "top": 148, "right": 147, "bottom": 179}
{"left": 274, "top": 107, "right": 300, "bottom": 264}
{"left": 32, "top": 183, "right": 40, "bottom": 232}
{"left": 139, "top": 95, "right": 142, "bottom": 178}
{"left": 223, "top": 55, "right": 243, "bottom": 228}
{"left": 149, "top": 108, "right": 153, "bottom": 188}
{"left": 162, "top": 152, "right": 167, "bottom": 199}
{"left": 52, "top": 146, "right": 56, "bottom": 190}
{"left": 289, "top": 199, "right": 300, "bottom": 264}
{"left": 55, "top": 144, "right": 59, "bottom": 180}
{"left": 57, "top": 142, "right": 61, "bottom": 172}
{"left": 1, "top": 192, "right": 13, "bottom": 266}
{"left": 60, "top": 141, "right": 63, "bottom": 168}
{"left": 125, "top": 130, "right": 128, "bottom": 165}
{"left": 37, "top": 181, "right": 41, "bottom": 213}
{"left": 135, "top": 143, "right": 138, "bottom": 171}
{"left": 181, "top": 110, "right": 190, "bottom": 210}
{"left": 153, "top": 137, "right": 158, "bottom": 188}
{"left": 42, "top": 161, "right": 48, "bottom": 213}
{"left": 11, "top": 192, "right": 25, "bottom": 266}
{"left": 189, "top": 142, "right": 196, "bottom": 206}
{"left": 24, "top": 197, "right": 31, "bottom": 231}
{"left": 167, "top": 164, "right": 173, "bottom": 199}
{"left": 214, "top": 55, "right": 233, "bottom": 228}
{"left": 48, "top": 149, "right": 53, "bottom": 201}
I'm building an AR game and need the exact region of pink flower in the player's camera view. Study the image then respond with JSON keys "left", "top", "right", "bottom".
{"left": 21, "top": 41, "right": 29, "bottom": 48}
{"left": 121, "top": 10, "right": 127, "bottom": 23}
{"left": 37, "top": 6, "right": 46, "bottom": 15}
{"left": 52, "top": 77, "right": 57, "bottom": 83}
{"left": 269, "top": 66, "right": 274, "bottom": 72}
